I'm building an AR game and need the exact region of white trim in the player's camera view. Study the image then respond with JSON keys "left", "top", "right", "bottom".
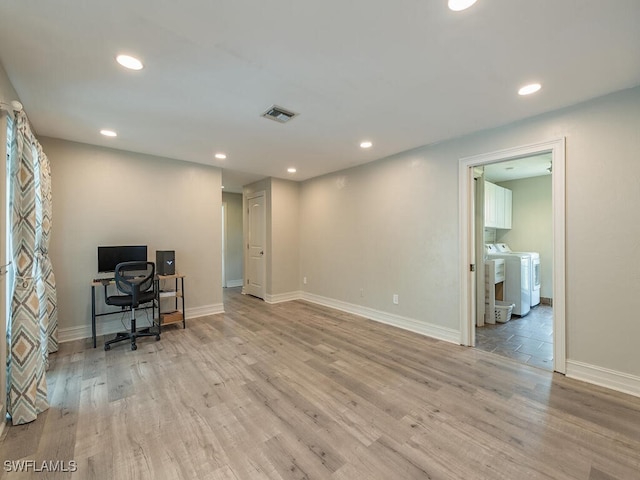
{"left": 225, "top": 279, "right": 244, "bottom": 288}
{"left": 265, "top": 291, "right": 303, "bottom": 304}
{"left": 566, "top": 360, "right": 640, "bottom": 398}
{"left": 187, "top": 303, "right": 224, "bottom": 319}
{"left": 301, "top": 292, "right": 460, "bottom": 344}
{"left": 58, "top": 303, "right": 224, "bottom": 343}
{"left": 458, "top": 138, "right": 567, "bottom": 373}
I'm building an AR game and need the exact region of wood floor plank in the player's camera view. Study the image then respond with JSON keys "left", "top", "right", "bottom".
{"left": 1, "top": 287, "right": 639, "bottom": 480}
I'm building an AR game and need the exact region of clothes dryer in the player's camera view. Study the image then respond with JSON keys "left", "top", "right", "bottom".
{"left": 485, "top": 244, "right": 531, "bottom": 316}
{"left": 494, "top": 243, "right": 541, "bottom": 306}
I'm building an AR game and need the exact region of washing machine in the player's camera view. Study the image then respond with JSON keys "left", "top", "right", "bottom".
{"left": 494, "top": 243, "right": 540, "bottom": 307}
{"left": 485, "top": 244, "right": 531, "bottom": 316}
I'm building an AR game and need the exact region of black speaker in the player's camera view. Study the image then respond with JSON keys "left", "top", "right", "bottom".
{"left": 156, "top": 250, "right": 175, "bottom": 275}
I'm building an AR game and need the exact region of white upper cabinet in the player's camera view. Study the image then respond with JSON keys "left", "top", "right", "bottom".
{"left": 484, "top": 181, "right": 512, "bottom": 229}
{"left": 502, "top": 187, "right": 512, "bottom": 229}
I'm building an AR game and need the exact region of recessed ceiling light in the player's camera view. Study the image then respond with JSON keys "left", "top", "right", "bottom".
{"left": 215, "top": 153, "right": 227, "bottom": 160}
{"left": 100, "top": 129, "right": 117, "bottom": 137}
{"left": 360, "top": 141, "right": 373, "bottom": 149}
{"left": 287, "top": 168, "right": 297, "bottom": 173}
{"left": 221, "top": 186, "right": 225, "bottom": 189}
{"left": 518, "top": 83, "right": 542, "bottom": 96}
{"left": 116, "top": 54, "right": 144, "bottom": 71}
{"left": 448, "top": 0, "right": 477, "bottom": 11}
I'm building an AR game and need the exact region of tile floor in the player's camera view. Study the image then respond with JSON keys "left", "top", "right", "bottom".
{"left": 475, "top": 304, "right": 553, "bottom": 371}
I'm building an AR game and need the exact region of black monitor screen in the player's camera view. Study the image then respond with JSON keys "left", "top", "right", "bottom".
{"left": 97, "top": 245, "right": 147, "bottom": 273}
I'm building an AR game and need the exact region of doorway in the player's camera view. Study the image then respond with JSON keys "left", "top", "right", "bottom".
{"left": 459, "top": 139, "right": 566, "bottom": 373}
{"left": 476, "top": 156, "right": 553, "bottom": 370}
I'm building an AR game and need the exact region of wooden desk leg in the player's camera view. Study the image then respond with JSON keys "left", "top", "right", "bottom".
{"left": 91, "top": 285, "right": 96, "bottom": 348}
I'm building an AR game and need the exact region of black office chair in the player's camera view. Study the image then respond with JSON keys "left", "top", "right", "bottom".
{"left": 104, "top": 261, "right": 160, "bottom": 351}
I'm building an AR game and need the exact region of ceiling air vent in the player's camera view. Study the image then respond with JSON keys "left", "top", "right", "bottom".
{"left": 261, "top": 105, "right": 298, "bottom": 124}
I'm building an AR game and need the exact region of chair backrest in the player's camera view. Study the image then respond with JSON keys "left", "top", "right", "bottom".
{"left": 114, "top": 261, "right": 155, "bottom": 306}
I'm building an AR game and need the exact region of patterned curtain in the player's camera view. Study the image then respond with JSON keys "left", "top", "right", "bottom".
{"left": 6, "top": 110, "right": 58, "bottom": 425}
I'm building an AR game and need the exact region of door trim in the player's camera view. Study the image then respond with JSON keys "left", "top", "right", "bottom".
{"left": 458, "top": 138, "right": 566, "bottom": 374}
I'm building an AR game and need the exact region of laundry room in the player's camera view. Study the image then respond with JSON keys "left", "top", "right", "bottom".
{"left": 475, "top": 153, "right": 554, "bottom": 370}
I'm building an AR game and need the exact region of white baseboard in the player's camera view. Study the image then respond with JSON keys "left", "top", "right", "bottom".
{"left": 187, "top": 303, "right": 224, "bottom": 319}
{"left": 225, "top": 279, "right": 243, "bottom": 288}
{"left": 566, "top": 360, "right": 640, "bottom": 398}
{"left": 265, "top": 291, "right": 303, "bottom": 304}
{"left": 301, "top": 292, "right": 460, "bottom": 344}
{"left": 58, "top": 303, "right": 225, "bottom": 343}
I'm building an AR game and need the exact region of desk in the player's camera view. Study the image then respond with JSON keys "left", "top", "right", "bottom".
{"left": 91, "top": 274, "right": 185, "bottom": 348}
{"left": 90, "top": 278, "right": 157, "bottom": 348}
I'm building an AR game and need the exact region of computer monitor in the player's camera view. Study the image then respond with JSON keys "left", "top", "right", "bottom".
{"left": 97, "top": 245, "right": 148, "bottom": 273}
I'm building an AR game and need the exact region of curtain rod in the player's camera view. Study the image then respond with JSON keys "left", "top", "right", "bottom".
{"left": 0, "top": 100, "right": 23, "bottom": 119}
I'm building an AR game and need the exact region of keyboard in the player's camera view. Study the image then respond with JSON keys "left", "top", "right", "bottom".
{"left": 93, "top": 277, "right": 114, "bottom": 284}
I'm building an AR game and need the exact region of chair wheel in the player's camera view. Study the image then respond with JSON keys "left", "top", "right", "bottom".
{"left": 131, "top": 344, "right": 137, "bottom": 351}
{"left": 104, "top": 344, "right": 111, "bottom": 351}
{"left": 155, "top": 335, "right": 161, "bottom": 341}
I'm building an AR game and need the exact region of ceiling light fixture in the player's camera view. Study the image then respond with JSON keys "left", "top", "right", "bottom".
{"left": 100, "top": 129, "right": 117, "bottom": 137}
{"left": 287, "top": 168, "right": 297, "bottom": 173}
{"left": 360, "top": 141, "right": 373, "bottom": 149}
{"left": 448, "top": 0, "right": 477, "bottom": 11}
{"left": 518, "top": 83, "right": 542, "bottom": 96}
{"left": 215, "top": 153, "right": 227, "bottom": 160}
{"left": 116, "top": 54, "right": 144, "bottom": 71}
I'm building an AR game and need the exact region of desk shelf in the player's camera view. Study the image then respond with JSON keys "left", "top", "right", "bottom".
{"left": 155, "top": 274, "right": 186, "bottom": 330}
{"left": 160, "top": 310, "right": 183, "bottom": 325}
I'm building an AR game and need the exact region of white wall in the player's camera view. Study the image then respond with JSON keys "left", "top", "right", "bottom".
{"left": 270, "top": 178, "right": 300, "bottom": 297}
{"left": 300, "top": 86, "right": 640, "bottom": 382}
{"left": 42, "top": 137, "right": 223, "bottom": 340}
{"left": 497, "top": 175, "right": 553, "bottom": 299}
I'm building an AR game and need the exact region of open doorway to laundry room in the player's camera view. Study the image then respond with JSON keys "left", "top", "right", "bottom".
{"left": 476, "top": 155, "right": 554, "bottom": 370}
{"left": 459, "top": 139, "right": 566, "bottom": 374}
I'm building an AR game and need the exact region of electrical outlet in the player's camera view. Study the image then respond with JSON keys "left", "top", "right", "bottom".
{"left": 393, "top": 294, "right": 399, "bottom": 305}
{"left": 303, "top": 276, "right": 307, "bottom": 285}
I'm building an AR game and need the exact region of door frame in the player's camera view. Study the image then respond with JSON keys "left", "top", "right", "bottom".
{"left": 458, "top": 138, "right": 566, "bottom": 373}
{"left": 221, "top": 202, "right": 227, "bottom": 287}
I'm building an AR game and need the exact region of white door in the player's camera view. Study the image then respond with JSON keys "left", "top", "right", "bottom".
{"left": 246, "top": 192, "right": 265, "bottom": 299}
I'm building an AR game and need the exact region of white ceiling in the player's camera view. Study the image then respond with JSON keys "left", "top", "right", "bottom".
{"left": 1, "top": 1, "right": 639, "bottom": 193}
{"left": 483, "top": 153, "right": 552, "bottom": 183}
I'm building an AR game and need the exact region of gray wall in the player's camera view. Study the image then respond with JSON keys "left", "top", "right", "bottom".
{"left": 270, "top": 178, "right": 300, "bottom": 296}
{"left": 300, "top": 86, "right": 640, "bottom": 378}
{"left": 42, "top": 137, "right": 223, "bottom": 338}
{"left": 222, "top": 192, "right": 243, "bottom": 286}
{"left": 497, "top": 175, "right": 553, "bottom": 299}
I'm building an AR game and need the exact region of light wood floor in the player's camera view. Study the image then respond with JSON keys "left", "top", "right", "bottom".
{"left": 2, "top": 288, "right": 639, "bottom": 479}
